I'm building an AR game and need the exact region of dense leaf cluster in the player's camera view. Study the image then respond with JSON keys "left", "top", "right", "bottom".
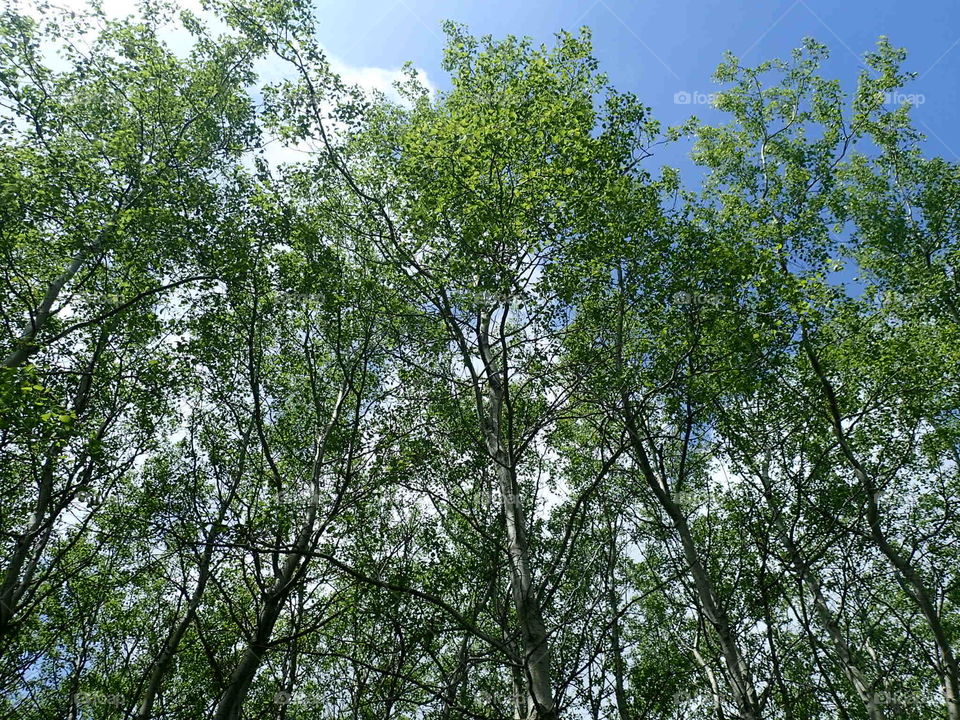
{"left": 1, "top": 2, "right": 957, "bottom": 719}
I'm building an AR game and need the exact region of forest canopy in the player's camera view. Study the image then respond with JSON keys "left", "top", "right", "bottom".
{"left": 0, "top": 1, "right": 958, "bottom": 719}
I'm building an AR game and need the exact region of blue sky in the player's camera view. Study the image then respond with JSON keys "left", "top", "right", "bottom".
{"left": 312, "top": 0, "right": 960, "bottom": 170}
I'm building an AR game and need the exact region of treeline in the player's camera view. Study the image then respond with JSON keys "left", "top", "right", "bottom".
{"left": 0, "top": 1, "right": 958, "bottom": 719}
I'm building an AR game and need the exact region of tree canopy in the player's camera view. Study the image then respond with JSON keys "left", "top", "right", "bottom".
{"left": 1, "top": 2, "right": 958, "bottom": 719}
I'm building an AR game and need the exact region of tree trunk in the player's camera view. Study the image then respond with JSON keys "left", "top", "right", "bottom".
{"left": 755, "top": 460, "right": 883, "bottom": 720}
{"left": 802, "top": 335, "right": 960, "bottom": 720}
{"left": 622, "top": 403, "right": 762, "bottom": 720}
{"left": 475, "top": 309, "right": 557, "bottom": 720}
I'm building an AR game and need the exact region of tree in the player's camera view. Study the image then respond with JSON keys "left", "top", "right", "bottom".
{"left": 2, "top": 2, "right": 958, "bottom": 718}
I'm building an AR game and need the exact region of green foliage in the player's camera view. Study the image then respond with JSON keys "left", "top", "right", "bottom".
{"left": 0, "top": 4, "right": 957, "bottom": 720}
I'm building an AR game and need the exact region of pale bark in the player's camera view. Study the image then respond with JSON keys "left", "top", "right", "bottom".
{"left": 136, "top": 484, "right": 242, "bottom": 720}
{"left": 0, "top": 330, "right": 104, "bottom": 643}
{"left": 212, "top": 384, "right": 348, "bottom": 720}
{"left": 754, "top": 460, "right": 884, "bottom": 720}
{"left": 622, "top": 401, "right": 762, "bottom": 720}
{"left": 802, "top": 333, "right": 960, "bottom": 720}
{"left": 4, "top": 244, "right": 92, "bottom": 368}
{"left": 604, "top": 518, "right": 630, "bottom": 720}
{"left": 478, "top": 311, "right": 556, "bottom": 720}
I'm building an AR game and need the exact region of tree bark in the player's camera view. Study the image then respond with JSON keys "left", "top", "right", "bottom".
{"left": 473, "top": 308, "right": 557, "bottom": 720}
{"left": 754, "top": 460, "right": 883, "bottom": 720}
{"left": 801, "top": 333, "right": 960, "bottom": 720}
{"left": 213, "top": 383, "right": 348, "bottom": 720}
{"left": 622, "top": 401, "right": 762, "bottom": 720}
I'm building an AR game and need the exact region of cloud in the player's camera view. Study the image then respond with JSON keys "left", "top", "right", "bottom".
{"left": 15, "top": 0, "right": 435, "bottom": 169}
{"left": 254, "top": 54, "right": 434, "bottom": 168}
{"left": 33, "top": 0, "right": 436, "bottom": 95}
{"left": 329, "top": 57, "right": 436, "bottom": 102}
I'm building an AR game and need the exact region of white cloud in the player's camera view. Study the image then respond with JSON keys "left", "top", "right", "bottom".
{"left": 15, "top": 0, "right": 434, "bottom": 169}
{"left": 27, "top": 0, "right": 436, "bottom": 98}
{"left": 329, "top": 57, "right": 436, "bottom": 102}
{"left": 254, "top": 54, "right": 434, "bottom": 169}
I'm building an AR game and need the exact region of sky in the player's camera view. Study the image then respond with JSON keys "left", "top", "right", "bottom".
{"left": 308, "top": 0, "right": 960, "bottom": 171}
{"left": 21, "top": 0, "right": 957, "bottom": 296}
{"left": 30, "top": 0, "right": 960, "bottom": 173}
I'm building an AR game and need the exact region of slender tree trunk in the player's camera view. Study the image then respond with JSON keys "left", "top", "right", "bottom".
{"left": 603, "top": 516, "right": 631, "bottom": 720}
{"left": 0, "top": 332, "right": 103, "bottom": 643}
{"left": 441, "top": 565, "right": 496, "bottom": 718}
{"left": 3, "top": 243, "right": 95, "bottom": 368}
{"left": 213, "top": 591, "right": 288, "bottom": 720}
{"left": 486, "top": 430, "right": 556, "bottom": 719}
{"left": 754, "top": 460, "right": 883, "bottom": 720}
{"left": 136, "top": 420, "right": 253, "bottom": 720}
{"left": 135, "top": 522, "right": 221, "bottom": 720}
{"left": 0, "top": 456, "right": 55, "bottom": 642}
{"left": 213, "top": 501, "right": 323, "bottom": 720}
{"left": 622, "top": 402, "right": 762, "bottom": 720}
{"left": 472, "top": 309, "right": 556, "bottom": 720}
{"left": 802, "top": 334, "right": 960, "bottom": 720}
{"left": 690, "top": 644, "right": 724, "bottom": 719}
{"left": 213, "top": 383, "right": 349, "bottom": 720}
